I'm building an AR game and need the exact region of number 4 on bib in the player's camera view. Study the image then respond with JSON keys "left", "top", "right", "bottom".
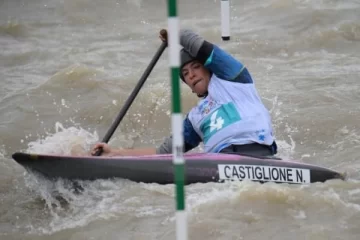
{"left": 210, "top": 110, "right": 225, "bottom": 132}
{"left": 200, "top": 103, "right": 241, "bottom": 144}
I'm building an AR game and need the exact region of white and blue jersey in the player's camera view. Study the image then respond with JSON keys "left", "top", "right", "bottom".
{"left": 182, "top": 46, "right": 275, "bottom": 153}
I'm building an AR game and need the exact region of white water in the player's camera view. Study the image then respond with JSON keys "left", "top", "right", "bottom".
{"left": 1, "top": 0, "right": 360, "bottom": 239}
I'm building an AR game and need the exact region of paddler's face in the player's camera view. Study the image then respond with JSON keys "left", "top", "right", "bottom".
{"left": 182, "top": 61, "right": 211, "bottom": 96}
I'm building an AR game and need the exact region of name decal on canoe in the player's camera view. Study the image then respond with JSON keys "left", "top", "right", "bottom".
{"left": 218, "top": 164, "right": 311, "bottom": 183}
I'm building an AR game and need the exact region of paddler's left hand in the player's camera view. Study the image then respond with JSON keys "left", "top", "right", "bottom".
{"left": 90, "top": 142, "right": 113, "bottom": 156}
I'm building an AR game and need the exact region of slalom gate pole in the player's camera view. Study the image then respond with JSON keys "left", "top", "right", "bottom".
{"left": 221, "top": 0, "right": 230, "bottom": 40}
{"left": 167, "top": 0, "right": 187, "bottom": 239}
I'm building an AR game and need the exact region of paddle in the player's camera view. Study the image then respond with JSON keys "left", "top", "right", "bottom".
{"left": 93, "top": 41, "right": 167, "bottom": 156}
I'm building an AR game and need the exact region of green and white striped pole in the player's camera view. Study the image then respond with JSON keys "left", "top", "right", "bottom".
{"left": 167, "top": 0, "right": 187, "bottom": 240}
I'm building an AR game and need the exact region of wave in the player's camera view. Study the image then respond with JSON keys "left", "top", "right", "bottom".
{"left": 0, "top": 20, "right": 27, "bottom": 37}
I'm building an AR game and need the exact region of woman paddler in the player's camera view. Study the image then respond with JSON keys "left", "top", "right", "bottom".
{"left": 91, "top": 29, "right": 278, "bottom": 157}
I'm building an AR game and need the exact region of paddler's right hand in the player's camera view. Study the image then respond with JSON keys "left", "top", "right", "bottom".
{"left": 90, "top": 142, "right": 113, "bottom": 156}
{"left": 159, "top": 29, "right": 168, "bottom": 43}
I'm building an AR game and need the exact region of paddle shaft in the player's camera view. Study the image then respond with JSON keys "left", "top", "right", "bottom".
{"left": 94, "top": 41, "right": 167, "bottom": 156}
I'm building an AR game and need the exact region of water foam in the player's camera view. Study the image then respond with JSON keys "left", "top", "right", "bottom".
{"left": 26, "top": 122, "right": 98, "bottom": 155}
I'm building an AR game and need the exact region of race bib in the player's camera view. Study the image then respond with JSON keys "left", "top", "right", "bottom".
{"left": 200, "top": 103, "right": 241, "bottom": 143}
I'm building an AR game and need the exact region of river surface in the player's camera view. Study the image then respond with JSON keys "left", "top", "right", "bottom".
{"left": 1, "top": 0, "right": 360, "bottom": 239}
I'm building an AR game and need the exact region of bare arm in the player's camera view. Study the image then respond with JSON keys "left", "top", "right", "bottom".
{"left": 110, "top": 148, "right": 156, "bottom": 156}
{"left": 90, "top": 142, "right": 156, "bottom": 157}
{"left": 90, "top": 117, "right": 201, "bottom": 157}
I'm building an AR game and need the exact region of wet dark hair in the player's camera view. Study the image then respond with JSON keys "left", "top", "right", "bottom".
{"left": 179, "top": 49, "right": 195, "bottom": 81}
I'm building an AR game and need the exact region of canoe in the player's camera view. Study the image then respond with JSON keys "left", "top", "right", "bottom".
{"left": 12, "top": 152, "right": 344, "bottom": 184}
